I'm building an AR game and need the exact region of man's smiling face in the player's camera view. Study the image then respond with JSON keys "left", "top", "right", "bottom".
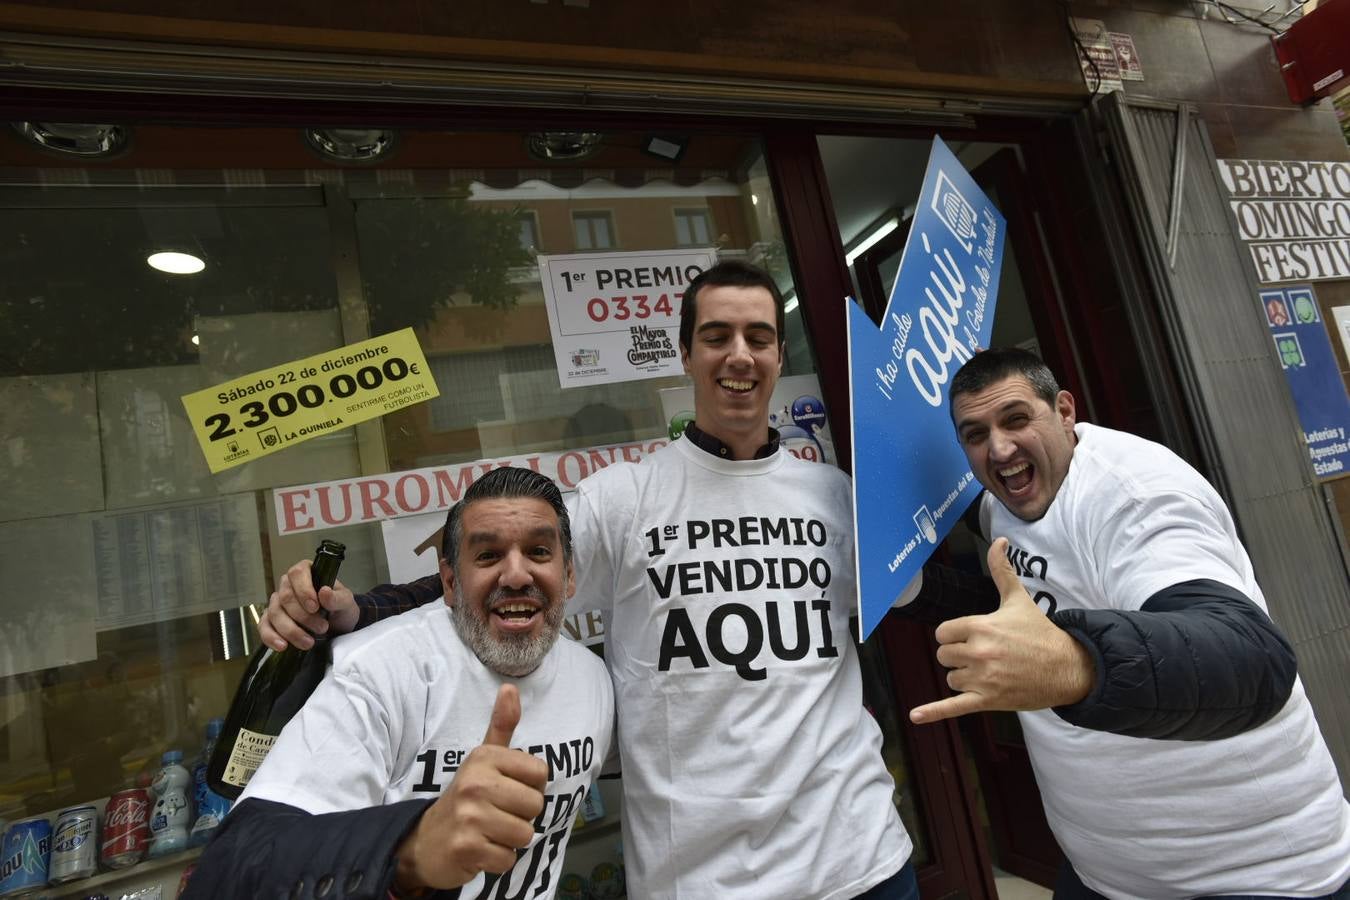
{"left": 680, "top": 284, "right": 783, "bottom": 458}
{"left": 441, "top": 496, "right": 574, "bottom": 677}
{"left": 952, "top": 375, "right": 1077, "bottom": 522}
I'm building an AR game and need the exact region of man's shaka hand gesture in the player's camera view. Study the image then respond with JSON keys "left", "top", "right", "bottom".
{"left": 910, "top": 538, "right": 1094, "bottom": 725}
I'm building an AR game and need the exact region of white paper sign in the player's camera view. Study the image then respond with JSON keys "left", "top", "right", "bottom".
{"left": 91, "top": 494, "right": 268, "bottom": 630}
{"left": 1071, "top": 18, "right": 1124, "bottom": 94}
{"left": 539, "top": 248, "right": 716, "bottom": 388}
{"left": 1332, "top": 306, "right": 1350, "bottom": 364}
{"left": 1218, "top": 159, "right": 1350, "bottom": 284}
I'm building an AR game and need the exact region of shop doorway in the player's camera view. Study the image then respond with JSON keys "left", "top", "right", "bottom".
{"left": 797, "top": 132, "right": 1086, "bottom": 893}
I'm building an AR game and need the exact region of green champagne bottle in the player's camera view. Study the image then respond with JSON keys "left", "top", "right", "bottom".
{"left": 207, "top": 539, "right": 345, "bottom": 800}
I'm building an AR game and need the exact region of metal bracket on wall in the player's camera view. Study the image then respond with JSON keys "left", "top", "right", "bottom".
{"left": 1164, "top": 104, "right": 1190, "bottom": 270}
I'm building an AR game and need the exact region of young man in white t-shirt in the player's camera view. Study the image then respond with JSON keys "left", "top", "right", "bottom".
{"left": 185, "top": 467, "right": 614, "bottom": 900}
{"left": 258, "top": 262, "right": 921, "bottom": 899}
{"left": 905, "top": 347, "right": 1350, "bottom": 900}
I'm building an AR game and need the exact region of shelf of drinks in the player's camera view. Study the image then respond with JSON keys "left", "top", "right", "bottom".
{"left": 570, "top": 815, "right": 621, "bottom": 843}
{"left": 46, "top": 846, "right": 202, "bottom": 899}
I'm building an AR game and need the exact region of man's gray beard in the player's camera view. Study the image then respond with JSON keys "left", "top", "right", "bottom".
{"left": 450, "top": 583, "right": 565, "bottom": 677}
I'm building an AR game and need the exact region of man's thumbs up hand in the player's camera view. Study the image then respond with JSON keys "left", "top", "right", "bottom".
{"left": 909, "top": 538, "right": 1095, "bottom": 725}
{"left": 394, "top": 684, "right": 549, "bottom": 891}
{"left": 483, "top": 682, "right": 523, "bottom": 748}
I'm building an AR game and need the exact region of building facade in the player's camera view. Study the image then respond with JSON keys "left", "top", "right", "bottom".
{"left": 0, "top": 1, "right": 1347, "bottom": 896}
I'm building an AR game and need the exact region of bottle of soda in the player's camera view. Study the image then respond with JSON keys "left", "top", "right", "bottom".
{"left": 148, "top": 750, "right": 193, "bottom": 858}
{"left": 189, "top": 718, "right": 232, "bottom": 846}
{"left": 207, "top": 540, "right": 345, "bottom": 800}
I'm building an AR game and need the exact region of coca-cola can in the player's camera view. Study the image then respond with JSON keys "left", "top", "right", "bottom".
{"left": 101, "top": 789, "right": 150, "bottom": 870}
{"left": 48, "top": 805, "right": 97, "bottom": 884}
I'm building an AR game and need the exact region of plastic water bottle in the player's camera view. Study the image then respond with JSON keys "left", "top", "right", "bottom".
{"left": 190, "top": 719, "right": 232, "bottom": 846}
{"left": 148, "top": 750, "right": 193, "bottom": 857}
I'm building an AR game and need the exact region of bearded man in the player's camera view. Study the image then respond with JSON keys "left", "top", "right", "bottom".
{"left": 184, "top": 467, "right": 614, "bottom": 900}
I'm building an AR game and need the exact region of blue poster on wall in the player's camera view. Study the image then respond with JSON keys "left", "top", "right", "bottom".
{"left": 1262, "top": 285, "right": 1350, "bottom": 479}
{"left": 846, "top": 136, "right": 1005, "bottom": 640}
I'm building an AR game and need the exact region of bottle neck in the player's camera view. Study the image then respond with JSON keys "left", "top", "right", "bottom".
{"left": 308, "top": 550, "right": 343, "bottom": 625}
{"left": 311, "top": 557, "right": 341, "bottom": 589}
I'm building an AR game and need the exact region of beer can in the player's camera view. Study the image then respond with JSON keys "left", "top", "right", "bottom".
{"left": 589, "top": 862, "right": 623, "bottom": 900}
{"left": 49, "top": 805, "right": 98, "bottom": 884}
{"left": 0, "top": 816, "right": 52, "bottom": 897}
{"left": 101, "top": 788, "right": 150, "bottom": 870}
{"left": 557, "top": 873, "right": 589, "bottom": 900}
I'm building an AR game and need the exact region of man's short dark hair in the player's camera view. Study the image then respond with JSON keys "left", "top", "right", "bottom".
{"left": 441, "top": 467, "right": 573, "bottom": 569}
{"left": 678, "top": 260, "right": 787, "bottom": 354}
{"left": 949, "top": 347, "right": 1061, "bottom": 418}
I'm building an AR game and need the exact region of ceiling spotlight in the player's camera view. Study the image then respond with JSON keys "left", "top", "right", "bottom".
{"left": 13, "top": 123, "right": 129, "bottom": 158}
{"left": 640, "top": 134, "right": 689, "bottom": 163}
{"left": 526, "top": 132, "right": 603, "bottom": 162}
{"left": 302, "top": 128, "right": 398, "bottom": 164}
{"left": 147, "top": 252, "right": 205, "bottom": 275}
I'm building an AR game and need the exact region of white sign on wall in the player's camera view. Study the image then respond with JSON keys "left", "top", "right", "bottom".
{"left": 538, "top": 248, "right": 716, "bottom": 388}
{"left": 1332, "top": 306, "right": 1350, "bottom": 365}
{"left": 1218, "top": 159, "right": 1350, "bottom": 284}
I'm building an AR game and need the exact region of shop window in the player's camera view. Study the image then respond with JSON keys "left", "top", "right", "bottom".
{"left": 0, "top": 128, "right": 822, "bottom": 891}
{"left": 572, "top": 210, "right": 615, "bottom": 250}
{"left": 425, "top": 344, "right": 556, "bottom": 432}
{"left": 518, "top": 210, "right": 541, "bottom": 253}
{"left": 673, "top": 208, "right": 712, "bottom": 246}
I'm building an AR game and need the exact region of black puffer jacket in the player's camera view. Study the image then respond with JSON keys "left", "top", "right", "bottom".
{"left": 908, "top": 562, "right": 1298, "bottom": 740}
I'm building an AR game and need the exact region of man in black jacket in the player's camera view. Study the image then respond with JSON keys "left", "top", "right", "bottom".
{"left": 908, "top": 347, "right": 1350, "bottom": 900}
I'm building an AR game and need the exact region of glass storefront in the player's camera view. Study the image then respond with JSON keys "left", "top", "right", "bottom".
{"left": 0, "top": 123, "right": 829, "bottom": 887}
{"left": 1, "top": 109, "right": 1081, "bottom": 897}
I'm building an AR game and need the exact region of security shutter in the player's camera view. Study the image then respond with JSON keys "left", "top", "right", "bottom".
{"left": 1093, "top": 92, "right": 1350, "bottom": 787}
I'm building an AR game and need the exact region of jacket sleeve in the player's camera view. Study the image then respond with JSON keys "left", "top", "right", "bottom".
{"left": 893, "top": 561, "right": 1000, "bottom": 624}
{"left": 182, "top": 797, "right": 444, "bottom": 900}
{"left": 1049, "top": 578, "right": 1297, "bottom": 740}
{"left": 354, "top": 573, "right": 445, "bottom": 630}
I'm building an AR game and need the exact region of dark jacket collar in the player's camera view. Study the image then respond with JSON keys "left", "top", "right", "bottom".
{"left": 682, "top": 421, "right": 781, "bottom": 461}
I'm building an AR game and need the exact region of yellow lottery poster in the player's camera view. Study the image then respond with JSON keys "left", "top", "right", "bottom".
{"left": 182, "top": 328, "right": 439, "bottom": 473}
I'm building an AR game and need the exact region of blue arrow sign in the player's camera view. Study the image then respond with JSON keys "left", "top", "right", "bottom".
{"left": 847, "top": 136, "right": 1006, "bottom": 640}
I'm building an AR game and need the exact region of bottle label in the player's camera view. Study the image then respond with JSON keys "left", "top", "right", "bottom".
{"left": 221, "top": 728, "right": 277, "bottom": 788}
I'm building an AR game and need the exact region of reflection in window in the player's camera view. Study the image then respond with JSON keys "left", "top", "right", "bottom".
{"left": 572, "top": 211, "right": 615, "bottom": 250}
{"left": 355, "top": 196, "right": 533, "bottom": 335}
{"left": 425, "top": 345, "right": 555, "bottom": 432}
{"left": 674, "top": 208, "right": 712, "bottom": 246}
{"left": 0, "top": 132, "right": 818, "bottom": 831}
{"left": 518, "top": 211, "right": 540, "bottom": 253}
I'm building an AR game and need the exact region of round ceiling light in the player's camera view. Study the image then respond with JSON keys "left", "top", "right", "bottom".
{"left": 303, "top": 128, "right": 398, "bottom": 164}
{"left": 147, "top": 252, "right": 206, "bottom": 275}
{"left": 13, "top": 123, "right": 130, "bottom": 158}
{"left": 526, "top": 131, "right": 603, "bottom": 162}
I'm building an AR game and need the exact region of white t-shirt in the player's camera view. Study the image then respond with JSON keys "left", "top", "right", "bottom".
{"left": 241, "top": 602, "right": 615, "bottom": 900}
{"left": 568, "top": 437, "right": 911, "bottom": 900}
{"left": 980, "top": 422, "right": 1350, "bottom": 899}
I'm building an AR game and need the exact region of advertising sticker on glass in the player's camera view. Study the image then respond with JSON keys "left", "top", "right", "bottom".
{"left": 539, "top": 248, "right": 716, "bottom": 388}
{"left": 1261, "top": 285, "right": 1350, "bottom": 479}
